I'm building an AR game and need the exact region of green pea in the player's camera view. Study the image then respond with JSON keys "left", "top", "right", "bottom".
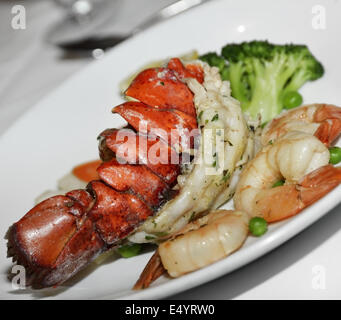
{"left": 283, "top": 91, "right": 303, "bottom": 109}
{"left": 329, "top": 146, "right": 341, "bottom": 165}
{"left": 272, "top": 179, "right": 285, "bottom": 188}
{"left": 117, "top": 243, "right": 142, "bottom": 258}
{"left": 249, "top": 217, "right": 268, "bottom": 237}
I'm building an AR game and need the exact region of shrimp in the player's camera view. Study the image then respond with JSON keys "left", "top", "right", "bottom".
{"left": 234, "top": 131, "right": 341, "bottom": 222}
{"left": 261, "top": 104, "right": 341, "bottom": 147}
{"left": 134, "top": 209, "right": 249, "bottom": 289}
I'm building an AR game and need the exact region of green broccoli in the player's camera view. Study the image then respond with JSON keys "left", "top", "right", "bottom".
{"left": 200, "top": 52, "right": 229, "bottom": 81}
{"left": 200, "top": 41, "right": 324, "bottom": 123}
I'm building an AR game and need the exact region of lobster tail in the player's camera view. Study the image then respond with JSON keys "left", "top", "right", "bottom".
{"left": 6, "top": 58, "right": 202, "bottom": 288}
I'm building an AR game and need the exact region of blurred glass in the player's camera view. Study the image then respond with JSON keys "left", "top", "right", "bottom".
{"left": 47, "top": 0, "right": 205, "bottom": 50}
{"left": 54, "top": 0, "right": 98, "bottom": 23}
{"left": 48, "top": 0, "right": 121, "bottom": 44}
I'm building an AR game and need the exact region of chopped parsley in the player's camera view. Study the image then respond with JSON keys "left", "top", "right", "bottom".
{"left": 222, "top": 170, "right": 230, "bottom": 182}
{"left": 189, "top": 211, "right": 196, "bottom": 222}
{"left": 145, "top": 235, "right": 156, "bottom": 241}
{"left": 211, "top": 114, "right": 219, "bottom": 121}
{"left": 154, "top": 231, "right": 169, "bottom": 237}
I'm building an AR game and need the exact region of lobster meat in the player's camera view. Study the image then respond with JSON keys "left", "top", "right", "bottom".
{"left": 6, "top": 58, "right": 204, "bottom": 288}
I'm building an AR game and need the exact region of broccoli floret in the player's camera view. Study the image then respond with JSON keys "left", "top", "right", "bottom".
{"left": 200, "top": 41, "right": 324, "bottom": 123}
{"left": 199, "top": 52, "right": 229, "bottom": 80}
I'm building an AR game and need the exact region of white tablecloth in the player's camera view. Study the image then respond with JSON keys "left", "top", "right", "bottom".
{"left": 1, "top": 0, "right": 340, "bottom": 300}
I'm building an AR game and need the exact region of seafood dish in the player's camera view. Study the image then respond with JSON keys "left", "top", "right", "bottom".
{"left": 4, "top": 41, "right": 341, "bottom": 291}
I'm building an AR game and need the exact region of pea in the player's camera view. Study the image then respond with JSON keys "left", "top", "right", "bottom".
{"left": 329, "top": 146, "right": 341, "bottom": 165}
{"left": 117, "top": 243, "right": 142, "bottom": 258}
{"left": 283, "top": 91, "right": 303, "bottom": 109}
{"left": 272, "top": 179, "right": 285, "bottom": 188}
{"left": 249, "top": 217, "right": 268, "bottom": 237}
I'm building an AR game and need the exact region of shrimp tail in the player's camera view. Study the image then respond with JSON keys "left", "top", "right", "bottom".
{"left": 261, "top": 104, "right": 341, "bottom": 147}
{"left": 133, "top": 250, "right": 166, "bottom": 290}
{"left": 256, "top": 165, "right": 341, "bottom": 223}
{"left": 299, "top": 164, "right": 341, "bottom": 206}
{"left": 314, "top": 104, "right": 341, "bottom": 146}
{"left": 254, "top": 185, "right": 304, "bottom": 222}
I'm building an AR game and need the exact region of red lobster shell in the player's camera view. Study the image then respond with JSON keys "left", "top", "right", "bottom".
{"left": 6, "top": 58, "right": 203, "bottom": 288}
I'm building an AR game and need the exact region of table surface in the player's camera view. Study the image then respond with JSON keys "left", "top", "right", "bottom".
{"left": 1, "top": 0, "right": 340, "bottom": 300}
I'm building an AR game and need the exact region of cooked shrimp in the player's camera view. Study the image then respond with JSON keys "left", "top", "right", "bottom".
{"left": 134, "top": 209, "right": 249, "bottom": 289}
{"left": 234, "top": 131, "right": 341, "bottom": 222}
{"left": 261, "top": 104, "right": 341, "bottom": 147}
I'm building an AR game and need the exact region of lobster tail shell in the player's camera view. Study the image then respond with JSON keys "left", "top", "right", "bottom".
{"left": 99, "top": 128, "right": 180, "bottom": 184}
{"left": 6, "top": 58, "right": 202, "bottom": 288}
{"left": 6, "top": 192, "right": 104, "bottom": 288}
{"left": 97, "top": 158, "right": 172, "bottom": 208}
{"left": 125, "top": 68, "right": 196, "bottom": 116}
{"left": 113, "top": 101, "right": 198, "bottom": 151}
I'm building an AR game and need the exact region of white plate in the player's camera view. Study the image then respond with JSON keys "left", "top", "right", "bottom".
{"left": 0, "top": 0, "right": 340, "bottom": 300}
